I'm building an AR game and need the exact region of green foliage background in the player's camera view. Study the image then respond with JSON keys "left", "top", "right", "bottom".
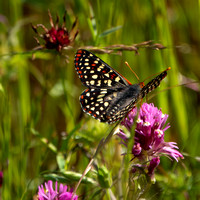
{"left": 0, "top": 0, "right": 200, "bottom": 199}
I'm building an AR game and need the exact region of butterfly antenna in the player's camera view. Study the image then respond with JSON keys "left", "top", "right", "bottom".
{"left": 125, "top": 61, "right": 140, "bottom": 82}
{"left": 142, "top": 67, "right": 171, "bottom": 82}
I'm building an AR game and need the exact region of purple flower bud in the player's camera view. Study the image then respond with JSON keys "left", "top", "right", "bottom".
{"left": 132, "top": 143, "right": 142, "bottom": 156}
{"left": 116, "top": 129, "right": 129, "bottom": 147}
{"left": 136, "top": 118, "right": 143, "bottom": 129}
{"left": 148, "top": 157, "right": 160, "bottom": 176}
{"left": 153, "top": 129, "right": 164, "bottom": 146}
{"left": 0, "top": 171, "right": 3, "bottom": 188}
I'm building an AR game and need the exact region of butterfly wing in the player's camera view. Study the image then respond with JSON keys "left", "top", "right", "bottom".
{"left": 140, "top": 69, "right": 168, "bottom": 98}
{"left": 80, "top": 84, "right": 142, "bottom": 124}
{"left": 75, "top": 49, "right": 170, "bottom": 124}
{"left": 75, "top": 49, "right": 132, "bottom": 89}
{"left": 80, "top": 88, "right": 119, "bottom": 123}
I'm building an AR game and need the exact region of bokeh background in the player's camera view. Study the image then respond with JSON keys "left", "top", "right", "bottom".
{"left": 0, "top": 0, "right": 200, "bottom": 199}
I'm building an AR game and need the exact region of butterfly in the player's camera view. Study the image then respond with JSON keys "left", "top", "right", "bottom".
{"left": 75, "top": 49, "right": 170, "bottom": 124}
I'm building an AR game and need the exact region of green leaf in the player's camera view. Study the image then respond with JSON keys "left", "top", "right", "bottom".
{"left": 99, "top": 25, "right": 122, "bottom": 38}
{"left": 97, "top": 166, "right": 112, "bottom": 188}
{"left": 42, "top": 171, "right": 96, "bottom": 185}
{"left": 56, "top": 152, "right": 66, "bottom": 171}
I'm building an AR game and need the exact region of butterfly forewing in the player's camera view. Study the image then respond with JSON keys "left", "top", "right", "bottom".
{"left": 75, "top": 49, "right": 131, "bottom": 89}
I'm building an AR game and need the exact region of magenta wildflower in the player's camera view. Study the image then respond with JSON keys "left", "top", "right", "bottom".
{"left": 37, "top": 180, "right": 78, "bottom": 200}
{"left": 32, "top": 10, "right": 78, "bottom": 52}
{"left": 0, "top": 171, "right": 3, "bottom": 187}
{"left": 118, "top": 103, "right": 183, "bottom": 178}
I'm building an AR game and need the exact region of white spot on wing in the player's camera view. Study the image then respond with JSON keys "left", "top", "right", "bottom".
{"left": 90, "top": 80, "right": 95, "bottom": 85}
{"left": 97, "top": 98, "right": 103, "bottom": 102}
{"left": 96, "top": 111, "right": 100, "bottom": 115}
{"left": 104, "top": 102, "right": 109, "bottom": 107}
{"left": 98, "top": 94, "right": 105, "bottom": 98}
{"left": 113, "top": 92, "right": 117, "bottom": 97}
{"left": 100, "top": 90, "right": 107, "bottom": 94}
{"left": 92, "top": 75, "right": 98, "bottom": 79}
{"left": 96, "top": 80, "right": 101, "bottom": 86}
{"left": 115, "top": 77, "right": 120, "bottom": 82}
{"left": 108, "top": 80, "right": 112, "bottom": 86}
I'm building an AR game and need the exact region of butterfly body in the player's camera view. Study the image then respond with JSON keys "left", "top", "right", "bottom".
{"left": 75, "top": 49, "right": 169, "bottom": 124}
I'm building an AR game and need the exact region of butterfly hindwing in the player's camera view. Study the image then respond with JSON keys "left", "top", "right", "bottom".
{"left": 75, "top": 49, "right": 131, "bottom": 89}
{"left": 79, "top": 88, "right": 115, "bottom": 122}
{"left": 80, "top": 84, "right": 142, "bottom": 124}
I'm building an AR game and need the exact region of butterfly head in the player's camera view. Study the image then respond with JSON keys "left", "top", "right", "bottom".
{"left": 139, "top": 82, "right": 145, "bottom": 88}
